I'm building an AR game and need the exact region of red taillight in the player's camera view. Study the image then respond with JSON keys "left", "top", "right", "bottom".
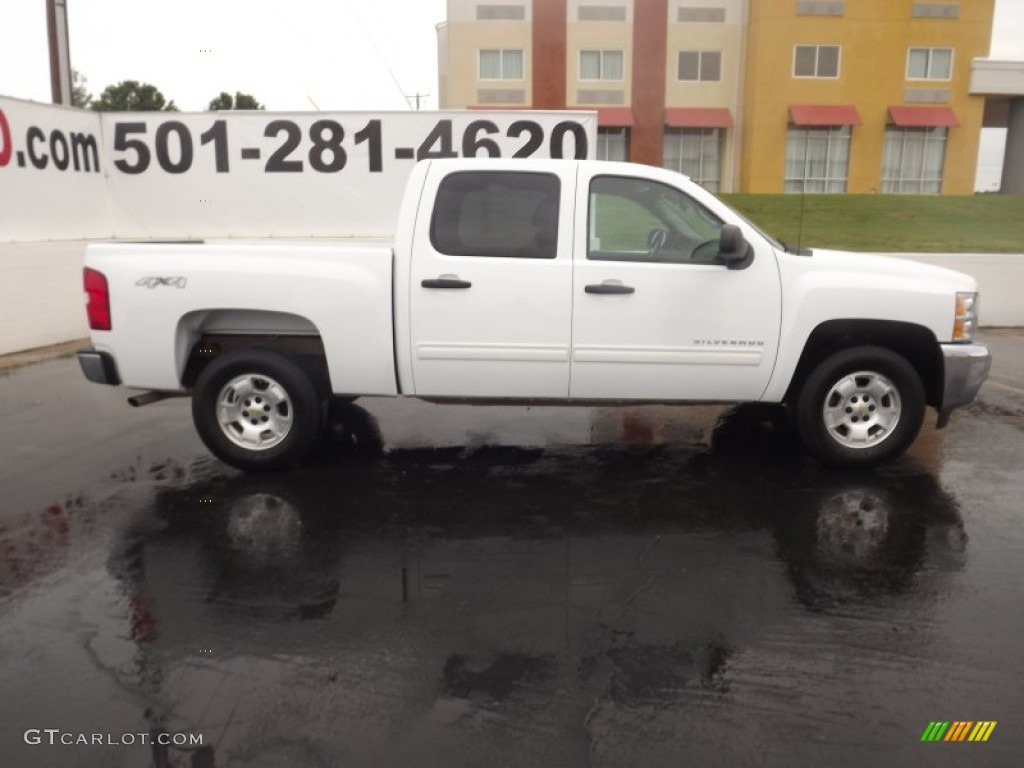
{"left": 84, "top": 268, "right": 111, "bottom": 331}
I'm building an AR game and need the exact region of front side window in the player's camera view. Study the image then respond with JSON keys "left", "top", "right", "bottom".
{"left": 785, "top": 125, "right": 851, "bottom": 193}
{"left": 580, "top": 50, "right": 624, "bottom": 81}
{"left": 678, "top": 51, "right": 722, "bottom": 82}
{"left": 793, "top": 45, "right": 841, "bottom": 78}
{"left": 588, "top": 176, "right": 725, "bottom": 264}
{"left": 881, "top": 126, "right": 947, "bottom": 194}
{"left": 431, "top": 172, "right": 560, "bottom": 259}
{"left": 663, "top": 128, "right": 722, "bottom": 192}
{"left": 907, "top": 47, "right": 953, "bottom": 80}
{"left": 479, "top": 49, "right": 524, "bottom": 80}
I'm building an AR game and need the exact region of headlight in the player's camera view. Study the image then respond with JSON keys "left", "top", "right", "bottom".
{"left": 953, "top": 291, "right": 978, "bottom": 342}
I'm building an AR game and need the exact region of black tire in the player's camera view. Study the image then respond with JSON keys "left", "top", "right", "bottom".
{"left": 795, "top": 346, "right": 925, "bottom": 469}
{"left": 192, "top": 347, "right": 324, "bottom": 472}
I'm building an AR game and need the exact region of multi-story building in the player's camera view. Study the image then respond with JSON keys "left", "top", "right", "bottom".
{"left": 436, "top": 0, "right": 996, "bottom": 194}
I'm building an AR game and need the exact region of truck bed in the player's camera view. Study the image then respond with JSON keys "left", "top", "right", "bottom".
{"left": 85, "top": 241, "right": 398, "bottom": 396}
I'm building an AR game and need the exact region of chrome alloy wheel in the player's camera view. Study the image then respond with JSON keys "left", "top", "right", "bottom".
{"left": 216, "top": 373, "right": 294, "bottom": 451}
{"left": 821, "top": 370, "right": 901, "bottom": 449}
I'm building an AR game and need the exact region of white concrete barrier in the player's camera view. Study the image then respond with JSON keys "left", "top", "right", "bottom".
{"left": 894, "top": 253, "right": 1024, "bottom": 328}
{"left": 0, "top": 244, "right": 1021, "bottom": 358}
{"left": 1, "top": 241, "right": 89, "bottom": 355}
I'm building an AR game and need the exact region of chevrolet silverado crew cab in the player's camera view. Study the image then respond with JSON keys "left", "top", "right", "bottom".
{"left": 77, "top": 158, "right": 991, "bottom": 471}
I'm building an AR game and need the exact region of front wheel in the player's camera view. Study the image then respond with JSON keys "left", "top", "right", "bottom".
{"left": 192, "top": 348, "right": 324, "bottom": 472}
{"left": 795, "top": 346, "right": 925, "bottom": 469}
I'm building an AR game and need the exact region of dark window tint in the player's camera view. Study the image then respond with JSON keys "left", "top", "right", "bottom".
{"left": 431, "top": 171, "right": 561, "bottom": 259}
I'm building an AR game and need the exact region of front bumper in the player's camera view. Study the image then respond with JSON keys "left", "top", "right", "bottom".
{"left": 77, "top": 348, "right": 120, "bottom": 386}
{"left": 936, "top": 343, "right": 991, "bottom": 428}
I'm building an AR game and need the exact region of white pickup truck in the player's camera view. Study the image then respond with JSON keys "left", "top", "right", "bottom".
{"left": 77, "top": 158, "right": 991, "bottom": 471}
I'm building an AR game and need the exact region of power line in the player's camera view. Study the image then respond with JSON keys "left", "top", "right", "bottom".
{"left": 343, "top": 0, "right": 411, "bottom": 109}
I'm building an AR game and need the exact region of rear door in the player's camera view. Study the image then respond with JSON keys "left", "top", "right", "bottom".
{"left": 409, "top": 161, "right": 575, "bottom": 398}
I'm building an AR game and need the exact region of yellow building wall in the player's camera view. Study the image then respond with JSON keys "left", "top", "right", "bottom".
{"left": 565, "top": 22, "right": 634, "bottom": 106}
{"left": 441, "top": 22, "right": 534, "bottom": 108}
{"left": 741, "top": 0, "right": 994, "bottom": 194}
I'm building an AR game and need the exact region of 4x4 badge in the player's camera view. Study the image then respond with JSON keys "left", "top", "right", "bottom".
{"left": 136, "top": 277, "right": 187, "bottom": 289}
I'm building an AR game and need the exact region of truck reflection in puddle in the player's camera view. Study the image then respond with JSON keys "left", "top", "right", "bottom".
{"left": 103, "top": 402, "right": 966, "bottom": 764}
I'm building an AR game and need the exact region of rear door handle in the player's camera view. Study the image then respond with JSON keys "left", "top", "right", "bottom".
{"left": 585, "top": 283, "right": 635, "bottom": 295}
{"left": 421, "top": 277, "right": 472, "bottom": 289}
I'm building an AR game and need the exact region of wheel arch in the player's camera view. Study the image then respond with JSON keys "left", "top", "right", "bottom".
{"left": 176, "top": 309, "right": 328, "bottom": 392}
{"left": 783, "top": 320, "right": 943, "bottom": 408}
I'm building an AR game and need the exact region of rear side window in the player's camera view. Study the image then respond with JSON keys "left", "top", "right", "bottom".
{"left": 430, "top": 171, "right": 561, "bottom": 259}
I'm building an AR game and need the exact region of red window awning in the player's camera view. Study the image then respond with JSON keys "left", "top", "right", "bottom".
{"left": 789, "top": 105, "right": 862, "bottom": 126}
{"left": 597, "top": 108, "right": 635, "bottom": 127}
{"left": 665, "top": 108, "right": 733, "bottom": 128}
{"left": 888, "top": 106, "right": 960, "bottom": 127}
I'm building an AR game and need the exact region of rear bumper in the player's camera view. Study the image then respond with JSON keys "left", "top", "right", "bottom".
{"left": 77, "top": 348, "right": 120, "bottom": 386}
{"left": 936, "top": 343, "right": 991, "bottom": 428}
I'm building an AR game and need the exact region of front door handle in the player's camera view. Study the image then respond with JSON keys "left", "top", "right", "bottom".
{"left": 422, "top": 277, "right": 472, "bottom": 289}
{"left": 585, "top": 283, "right": 635, "bottom": 295}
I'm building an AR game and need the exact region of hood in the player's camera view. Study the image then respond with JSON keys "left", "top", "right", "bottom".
{"left": 798, "top": 249, "right": 979, "bottom": 292}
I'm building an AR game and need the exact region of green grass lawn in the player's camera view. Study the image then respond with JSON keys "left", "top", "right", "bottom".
{"left": 719, "top": 194, "right": 1024, "bottom": 253}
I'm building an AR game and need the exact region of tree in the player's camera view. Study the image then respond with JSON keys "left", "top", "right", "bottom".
{"left": 207, "top": 91, "right": 264, "bottom": 111}
{"left": 71, "top": 69, "right": 91, "bottom": 109}
{"left": 91, "top": 80, "right": 178, "bottom": 112}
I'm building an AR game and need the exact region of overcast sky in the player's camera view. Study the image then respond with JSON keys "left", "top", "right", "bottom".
{"left": 1, "top": 0, "right": 1023, "bottom": 187}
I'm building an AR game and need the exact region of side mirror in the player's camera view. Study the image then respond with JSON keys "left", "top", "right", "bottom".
{"left": 718, "top": 224, "right": 753, "bottom": 270}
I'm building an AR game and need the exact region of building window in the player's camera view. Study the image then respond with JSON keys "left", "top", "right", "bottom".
{"left": 578, "top": 5, "right": 627, "bottom": 21}
{"left": 597, "top": 128, "right": 629, "bottom": 161}
{"left": 663, "top": 128, "right": 722, "bottom": 192}
{"left": 796, "top": 1, "right": 845, "bottom": 16}
{"left": 785, "top": 126, "right": 851, "bottom": 193}
{"left": 479, "top": 49, "right": 524, "bottom": 80}
{"left": 677, "top": 7, "right": 726, "bottom": 23}
{"left": 793, "top": 45, "right": 840, "bottom": 78}
{"left": 881, "top": 126, "right": 947, "bottom": 194}
{"left": 911, "top": 3, "right": 960, "bottom": 19}
{"left": 907, "top": 48, "right": 953, "bottom": 80}
{"left": 678, "top": 51, "right": 722, "bottom": 82}
{"left": 475, "top": 4, "right": 526, "bottom": 20}
{"left": 580, "top": 50, "right": 624, "bottom": 81}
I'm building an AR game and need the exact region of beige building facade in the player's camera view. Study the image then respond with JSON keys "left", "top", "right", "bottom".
{"left": 437, "top": 0, "right": 999, "bottom": 194}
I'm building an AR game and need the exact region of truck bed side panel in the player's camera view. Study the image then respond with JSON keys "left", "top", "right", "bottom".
{"left": 85, "top": 243, "right": 397, "bottom": 395}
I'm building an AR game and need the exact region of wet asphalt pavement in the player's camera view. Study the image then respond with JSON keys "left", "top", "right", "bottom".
{"left": 1, "top": 331, "right": 1023, "bottom": 768}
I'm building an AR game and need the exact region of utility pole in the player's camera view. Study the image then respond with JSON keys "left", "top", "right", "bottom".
{"left": 407, "top": 93, "right": 430, "bottom": 111}
{"left": 46, "top": 0, "right": 73, "bottom": 105}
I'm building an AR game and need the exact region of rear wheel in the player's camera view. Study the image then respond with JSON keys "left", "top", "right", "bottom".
{"left": 796, "top": 346, "right": 925, "bottom": 469}
{"left": 192, "top": 348, "right": 324, "bottom": 472}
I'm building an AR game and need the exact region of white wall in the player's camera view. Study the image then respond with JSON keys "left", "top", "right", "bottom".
{"left": 0, "top": 242, "right": 89, "bottom": 354}
{"left": 894, "top": 253, "right": 1024, "bottom": 328}
{"left": 1, "top": 96, "right": 598, "bottom": 355}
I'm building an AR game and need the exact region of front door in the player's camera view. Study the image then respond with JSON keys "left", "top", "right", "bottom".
{"left": 570, "top": 170, "right": 782, "bottom": 401}
{"left": 409, "top": 164, "right": 574, "bottom": 398}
